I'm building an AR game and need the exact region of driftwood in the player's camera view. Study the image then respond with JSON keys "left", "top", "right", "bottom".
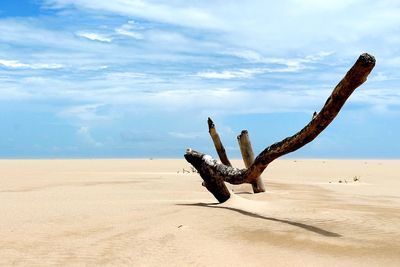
{"left": 185, "top": 53, "right": 376, "bottom": 203}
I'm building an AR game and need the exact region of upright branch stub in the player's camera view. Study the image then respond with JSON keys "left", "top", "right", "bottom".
{"left": 207, "top": 117, "right": 232, "bottom": 167}
{"left": 237, "top": 130, "right": 265, "bottom": 192}
{"left": 185, "top": 53, "right": 375, "bottom": 202}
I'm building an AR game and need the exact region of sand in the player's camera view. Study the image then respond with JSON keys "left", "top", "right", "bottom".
{"left": 0, "top": 159, "right": 399, "bottom": 266}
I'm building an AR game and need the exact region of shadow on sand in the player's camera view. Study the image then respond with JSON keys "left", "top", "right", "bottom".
{"left": 177, "top": 202, "right": 341, "bottom": 237}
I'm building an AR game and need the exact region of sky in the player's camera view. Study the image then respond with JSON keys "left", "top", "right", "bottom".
{"left": 0, "top": 0, "right": 399, "bottom": 159}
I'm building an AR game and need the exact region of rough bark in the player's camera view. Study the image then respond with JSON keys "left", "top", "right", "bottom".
{"left": 207, "top": 117, "right": 232, "bottom": 167}
{"left": 184, "top": 149, "right": 231, "bottom": 202}
{"left": 237, "top": 130, "right": 265, "bottom": 193}
{"left": 185, "top": 53, "right": 376, "bottom": 203}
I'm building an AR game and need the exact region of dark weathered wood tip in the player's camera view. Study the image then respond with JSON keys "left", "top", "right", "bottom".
{"left": 207, "top": 117, "right": 214, "bottom": 129}
{"left": 359, "top": 53, "right": 376, "bottom": 67}
{"left": 184, "top": 149, "right": 203, "bottom": 168}
{"left": 237, "top": 129, "right": 248, "bottom": 140}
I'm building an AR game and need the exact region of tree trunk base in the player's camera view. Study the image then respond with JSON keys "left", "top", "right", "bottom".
{"left": 184, "top": 149, "right": 232, "bottom": 203}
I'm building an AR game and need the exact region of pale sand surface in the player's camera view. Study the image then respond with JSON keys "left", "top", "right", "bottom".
{"left": 1, "top": 159, "right": 400, "bottom": 266}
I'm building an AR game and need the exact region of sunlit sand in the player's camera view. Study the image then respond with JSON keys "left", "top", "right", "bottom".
{"left": 1, "top": 159, "right": 399, "bottom": 266}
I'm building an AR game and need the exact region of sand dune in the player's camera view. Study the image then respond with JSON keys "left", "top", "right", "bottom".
{"left": 0, "top": 159, "right": 399, "bottom": 266}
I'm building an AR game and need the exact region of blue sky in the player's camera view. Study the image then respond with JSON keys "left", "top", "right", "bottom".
{"left": 0, "top": 0, "right": 399, "bottom": 159}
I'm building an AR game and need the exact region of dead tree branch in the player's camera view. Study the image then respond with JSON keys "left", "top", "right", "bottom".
{"left": 185, "top": 53, "right": 376, "bottom": 203}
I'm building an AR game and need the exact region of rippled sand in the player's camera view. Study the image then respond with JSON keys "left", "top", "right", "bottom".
{"left": 1, "top": 159, "right": 399, "bottom": 266}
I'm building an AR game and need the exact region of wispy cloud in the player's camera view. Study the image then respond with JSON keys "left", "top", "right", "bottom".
{"left": 193, "top": 69, "right": 265, "bottom": 79}
{"left": 60, "top": 104, "right": 111, "bottom": 122}
{"left": 0, "top": 19, "right": 86, "bottom": 49}
{"left": 31, "top": 0, "right": 400, "bottom": 58}
{"left": 44, "top": 0, "right": 225, "bottom": 29}
{"left": 76, "top": 32, "right": 112, "bottom": 43}
{"left": 226, "top": 50, "right": 334, "bottom": 66}
{"left": 192, "top": 57, "right": 319, "bottom": 79}
{"left": 0, "top": 59, "right": 62, "bottom": 69}
{"left": 1, "top": 0, "right": 400, "bottom": 158}
{"left": 106, "top": 72, "right": 148, "bottom": 80}
{"left": 115, "top": 21, "right": 144, "bottom": 40}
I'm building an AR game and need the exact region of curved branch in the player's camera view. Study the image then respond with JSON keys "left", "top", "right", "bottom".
{"left": 245, "top": 53, "right": 375, "bottom": 180}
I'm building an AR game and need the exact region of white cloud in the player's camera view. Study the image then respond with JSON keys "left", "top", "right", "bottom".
{"left": 106, "top": 72, "right": 147, "bottom": 80}
{"left": 76, "top": 32, "right": 112, "bottom": 43}
{"left": 226, "top": 50, "right": 265, "bottom": 62}
{"left": 44, "top": 0, "right": 225, "bottom": 29}
{"left": 0, "top": 19, "right": 92, "bottom": 50}
{"left": 115, "top": 28, "right": 143, "bottom": 39}
{"left": 227, "top": 50, "right": 334, "bottom": 66}
{"left": 0, "top": 59, "right": 62, "bottom": 69}
{"left": 194, "top": 69, "right": 265, "bottom": 79}
{"left": 193, "top": 63, "right": 305, "bottom": 79}
{"left": 128, "top": 88, "right": 324, "bottom": 114}
{"left": 115, "top": 21, "right": 144, "bottom": 39}
{"left": 41, "top": 0, "right": 400, "bottom": 58}
{"left": 2, "top": 66, "right": 397, "bottom": 118}
{"left": 1, "top": 1, "right": 399, "bottom": 119}
{"left": 303, "top": 51, "right": 335, "bottom": 62}
{"left": 353, "top": 89, "right": 400, "bottom": 107}
{"left": 289, "top": 0, "right": 360, "bottom": 11}
{"left": 79, "top": 65, "right": 109, "bottom": 71}
{"left": 370, "top": 72, "right": 390, "bottom": 82}
{"left": 60, "top": 104, "right": 110, "bottom": 121}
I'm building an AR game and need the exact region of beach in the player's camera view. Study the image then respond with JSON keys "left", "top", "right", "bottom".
{"left": 1, "top": 159, "right": 399, "bottom": 266}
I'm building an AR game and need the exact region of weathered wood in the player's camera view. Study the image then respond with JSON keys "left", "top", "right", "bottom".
{"left": 185, "top": 53, "right": 375, "bottom": 202}
{"left": 184, "top": 149, "right": 231, "bottom": 202}
{"left": 237, "top": 130, "right": 265, "bottom": 193}
{"left": 207, "top": 117, "right": 232, "bottom": 167}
